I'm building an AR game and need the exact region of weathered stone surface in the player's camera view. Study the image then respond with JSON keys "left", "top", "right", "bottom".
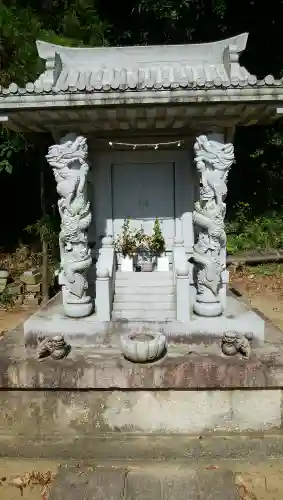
{"left": 0, "top": 277, "right": 8, "bottom": 292}
{"left": 2, "top": 433, "right": 283, "bottom": 461}
{"left": 197, "top": 469, "right": 238, "bottom": 500}
{"left": 20, "top": 269, "right": 42, "bottom": 285}
{"left": 1, "top": 320, "right": 283, "bottom": 389}
{"left": 22, "top": 295, "right": 40, "bottom": 307}
{"left": 127, "top": 470, "right": 163, "bottom": 500}
{"left": 0, "top": 348, "right": 281, "bottom": 389}
{"left": 25, "top": 283, "right": 41, "bottom": 293}
{"left": 162, "top": 471, "right": 199, "bottom": 500}
{"left": 14, "top": 294, "right": 24, "bottom": 306}
{"left": 7, "top": 283, "right": 23, "bottom": 296}
{"left": 0, "top": 389, "right": 280, "bottom": 444}
{"left": 102, "top": 390, "right": 281, "bottom": 433}
{"left": 49, "top": 467, "right": 126, "bottom": 500}
{"left": 48, "top": 466, "right": 239, "bottom": 500}
{"left": 127, "top": 468, "right": 200, "bottom": 500}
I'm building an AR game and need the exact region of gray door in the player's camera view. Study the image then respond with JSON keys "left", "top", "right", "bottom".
{"left": 112, "top": 162, "right": 175, "bottom": 248}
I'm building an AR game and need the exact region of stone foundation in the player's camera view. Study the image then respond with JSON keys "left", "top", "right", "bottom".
{"left": 1, "top": 389, "right": 281, "bottom": 437}
{"left": 23, "top": 290, "right": 265, "bottom": 347}
{"left": 0, "top": 290, "right": 281, "bottom": 459}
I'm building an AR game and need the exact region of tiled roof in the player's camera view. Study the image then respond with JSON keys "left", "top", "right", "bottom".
{"left": 44, "top": 65, "right": 258, "bottom": 91}
{"left": 0, "top": 33, "right": 282, "bottom": 96}
{"left": 1, "top": 70, "right": 281, "bottom": 97}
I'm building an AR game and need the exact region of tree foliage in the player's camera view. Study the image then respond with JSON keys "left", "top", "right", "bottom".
{"left": 1, "top": 0, "right": 283, "bottom": 247}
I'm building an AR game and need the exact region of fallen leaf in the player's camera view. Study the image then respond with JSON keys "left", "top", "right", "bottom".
{"left": 0, "top": 330, "right": 7, "bottom": 340}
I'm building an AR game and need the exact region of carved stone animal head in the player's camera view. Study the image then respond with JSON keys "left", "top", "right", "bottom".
{"left": 194, "top": 135, "right": 234, "bottom": 172}
{"left": 194, "top": 135, "right": 235, "bottom": 201}
{"left": 46, "top": 135, "right": 87, "bottom": 169}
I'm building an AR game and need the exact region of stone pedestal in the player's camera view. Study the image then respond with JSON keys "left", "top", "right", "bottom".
{"left": 194, "top": 291, "right": 222, "bottom": 317}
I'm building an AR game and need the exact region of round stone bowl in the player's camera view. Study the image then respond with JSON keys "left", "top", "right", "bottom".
{"left": 120, "top": 332, "right": 167, "bottom": 363}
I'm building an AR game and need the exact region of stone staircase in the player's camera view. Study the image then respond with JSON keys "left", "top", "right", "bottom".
{"left": 112, "top": 271, "right": 176, "bottom": 321}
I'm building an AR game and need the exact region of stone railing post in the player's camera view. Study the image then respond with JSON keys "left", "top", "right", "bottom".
{"left": 46, "top": 133, "right": 93, "bottom": 318}
{"left": 176, "top": 263, "right": 191, "bottom": 322}
{"left": 95, "top": 267, "right": 111, "bottom": 321}
{"left": 181, "top": 212, "right": 194, "bottom": 256}
{"left": 172, "top": 236, "right": 184, "bottom": 284}
{"left": 191, "top": 133, "right": 235, "bottom": 317}
{"left": 219, "top": 269, "right": 229, "bottom": 311}
{"left": 98, "top": 235, "right": 116, "bottom": 304}
{"left": 172, "top": 237, "right": 191, "bottom": 321}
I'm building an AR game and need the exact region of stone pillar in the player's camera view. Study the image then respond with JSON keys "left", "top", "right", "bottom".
{"left": 176, "top": 262, "right": 191, "bottom": 322}
{"left": 191, "top": 133, "right": 235, "bottom": 317}
{"left": 46, "top": 133, "right": 93, "bottom": 318}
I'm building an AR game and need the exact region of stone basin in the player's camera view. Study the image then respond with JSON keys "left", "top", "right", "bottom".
{"left": 120, "top": 331, "right": 167, "bottom": 363}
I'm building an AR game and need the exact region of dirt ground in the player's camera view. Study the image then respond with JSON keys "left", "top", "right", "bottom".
{"left": 0, "top": 460, "right": 58, "bottom": 500}
{"left": 0, "top": 306, "right": 38, "bottom": 338}
{"left": 229, "top": 262, "right": 283, "bottom": 331}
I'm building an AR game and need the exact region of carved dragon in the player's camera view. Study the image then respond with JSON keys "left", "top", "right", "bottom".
{"left": 192, "top": 135, "right": 234, "bottom": 314}
{"left": 46, "top": 135, "right": 93, "bottom": 316}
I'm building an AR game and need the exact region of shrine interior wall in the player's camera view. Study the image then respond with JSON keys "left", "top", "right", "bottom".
{"left": 87, "top": 145, "right": 197, "bottom": 255}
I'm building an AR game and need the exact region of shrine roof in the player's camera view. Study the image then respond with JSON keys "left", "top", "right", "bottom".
{"left": 0, "top": 32, "right": 282, "bottom": 97}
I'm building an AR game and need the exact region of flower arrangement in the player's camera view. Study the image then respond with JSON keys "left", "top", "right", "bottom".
{"left": 151, "top": 217, "right": 166, "bottom": 256}
{"left": 115, "top": 218, "right": 166, "bottom": 259}
{"left": 114, "top": 218, "right": 137, "bottom": 257}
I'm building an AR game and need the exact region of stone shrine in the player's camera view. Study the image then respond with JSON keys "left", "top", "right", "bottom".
{"left": 3, "top": 32, "right": 283, "bottom": 462}
{"left": 1, "top": 32, "right": 283, "bottom": 347}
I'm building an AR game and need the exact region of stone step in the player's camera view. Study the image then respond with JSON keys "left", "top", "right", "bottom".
{"left": 115, "top": 288, "right": 175, "bottom": 296}
{"left": 114, "top": 294, "right": 175, "bottom": 303}
{"left": 115, "top": 277, "right": 173, "bottom": 286}
{"left": 49, "top": 465, "right": 239, "bottom": 500}
{"left": 113, "top": 301, "right": 175, "bottom": 311}
{"left": 115, "top": 282, "right": 174, "bottom": 289}
{"left": 116, "top": 271, "right": 173, "bottom": 280}
{"left": 112, "top": 310, "right": 176, "bottom": 320}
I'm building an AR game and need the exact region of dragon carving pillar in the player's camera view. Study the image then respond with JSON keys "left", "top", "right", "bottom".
{"left": 192, "top": 133, "right": 235, "bottom": 317}
{"left": 46, "top": 133, "right": 93, "bottom": 318}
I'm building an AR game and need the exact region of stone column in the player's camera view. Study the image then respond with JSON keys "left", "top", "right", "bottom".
{"left": 46, "top": 133, "right": 93, "bottom": 318}
{"left": 191, "top": 133, "right": 235, "bottom": 317}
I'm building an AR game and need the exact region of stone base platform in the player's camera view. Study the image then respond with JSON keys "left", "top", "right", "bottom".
{"left": 0, "top": 290, "right": 282, "bottom": 460}
{"left": 23, "top": 290, "right": 265, "bottom": 347}
{"left": 0, "top": 311, "right": 282, "bottom": 448}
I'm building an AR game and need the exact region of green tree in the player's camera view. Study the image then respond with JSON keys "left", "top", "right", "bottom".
{"left": 2, "top": 0, "right": 283, "bottom": 255}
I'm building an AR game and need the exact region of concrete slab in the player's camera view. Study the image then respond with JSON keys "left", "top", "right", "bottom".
{"left": 49, "top": 467, "right": 126, "bottom": 500}
{"left": 196, "top": 469, "right": 239, "bottom": 500}
{"left": 23, "top": 291, "right": 265, "bottom": 347}
{"left": 48, "top": 465, "right": 238, "bottom": 500}
{"left": 126, "top": 468, "right": 199, "bottom": 500}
